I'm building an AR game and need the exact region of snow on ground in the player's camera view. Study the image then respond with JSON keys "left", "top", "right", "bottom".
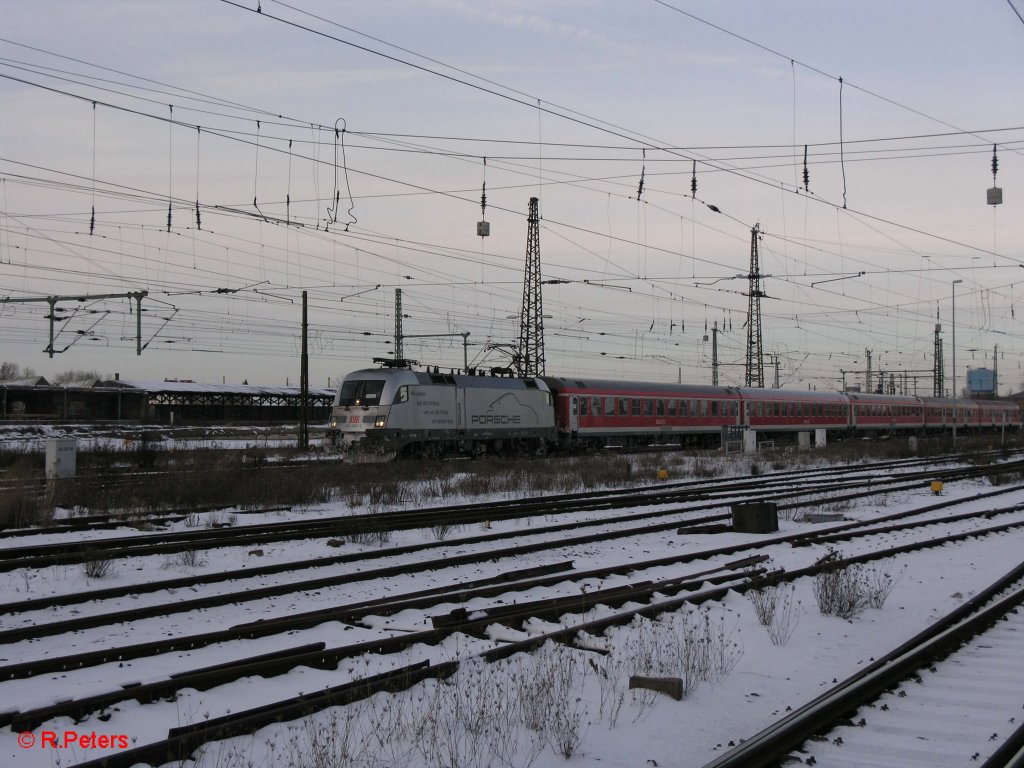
{"left": 2, "top": 462, "right": 1024, "bottom": 768}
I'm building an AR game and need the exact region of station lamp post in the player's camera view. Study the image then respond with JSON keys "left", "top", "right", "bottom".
{"left": 952, "top": 279, "right": 963, "bottom": 440}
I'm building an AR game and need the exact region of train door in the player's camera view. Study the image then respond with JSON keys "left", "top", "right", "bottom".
{"left": 569, "top": 394, "right": 579, "bottom": 433}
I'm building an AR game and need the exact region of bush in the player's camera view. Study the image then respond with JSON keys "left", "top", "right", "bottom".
{"left": 81, "top": 555, "right": 116, "bottom": 579}
{"left": 813, "top": 551, "right": 901, "bottom": 619}
{"left": 747, "top": 572, "right": 801, "bottom": 645}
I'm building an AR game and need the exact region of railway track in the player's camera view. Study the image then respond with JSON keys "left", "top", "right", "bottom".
{"left": 4, "top": 486, "right": 1024, "bottom": 765}
{"left": 703, "top": 560, "right": 1024, "bottom": 768}
{"left": 2, "top": 452, "right": 1021, "bottom": 573}
{"left": 0, "top": 448, "right": 1017, "bottom": 541}
{"left": 4, "top": 452, "right": 1024, "bottom": 767}
{"left": 2, "top": 464, "right": 1022, "bottom": 647}
{"left": 46, "top": 517, "right": 1024, "bottom": 768}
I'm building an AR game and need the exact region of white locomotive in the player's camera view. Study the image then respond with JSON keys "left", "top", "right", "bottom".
{"left": 326, "top": 365, "right": 556, "bottom": 457}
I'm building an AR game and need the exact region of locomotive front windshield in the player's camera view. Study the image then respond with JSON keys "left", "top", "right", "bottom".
{"left": 336, "top": 379, "right": 386, "bottom": 407}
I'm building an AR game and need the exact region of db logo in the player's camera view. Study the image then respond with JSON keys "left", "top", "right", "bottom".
{"left": 349, "top": 416, "right": 361, "bottom": 423}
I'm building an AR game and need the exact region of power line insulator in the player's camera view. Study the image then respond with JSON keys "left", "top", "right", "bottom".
{"left": 988, "top": 144, "right": 1002, "bottom": 206}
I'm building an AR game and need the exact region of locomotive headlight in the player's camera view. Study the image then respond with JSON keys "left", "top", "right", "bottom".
{"left": 374, "top": 416, "right": 387, "bottom": 428}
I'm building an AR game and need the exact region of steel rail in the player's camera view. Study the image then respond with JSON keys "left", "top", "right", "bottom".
{"left": 700, "top": 560, "right": 1024, "bottom": 768}
{"left": 9, "top": 517, "right": 1024, "bottom": 761}
{"left": 2, "top": 456, "right": 1019, "bottom": 573}
{"left": 4, "top": 480, "right": 1024, "bottom": 650}
{"left": 5, "top": 562, "right": 766, "bottom": 733}
{"left": 67, "top": 539, "right": 1024, "bottom": 768}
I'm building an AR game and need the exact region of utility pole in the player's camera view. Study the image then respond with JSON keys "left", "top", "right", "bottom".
{"left": 298, "top": 290, "right": 309, "bottom": 450}
{"left": 518, "top": 197, "right": 545, "bottom": 377}
{"left": 394, "top": 288, "right": 404, "bottom": 360}
{"left": 865, "top": 349, "right": 872, "bottom": 393}
{"left": 744, "top": 224, "right": 765, "bottom": 388}
{"left": 711, "top": 321, "right": 719, "bottom": 386}
{"left": 933, "top": 322, "right": 944, "bottom": 396}
{"left": 993, "top": 344, "right": 999, "bottom": 395}
{"left": 772, "top": 354, "right": 780, "bottom": 389}
{"left": 953, "top": 279, "right": 963, "bottom": 440}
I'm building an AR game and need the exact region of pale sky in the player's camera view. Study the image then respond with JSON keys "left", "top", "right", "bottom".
{"left": 2, "top": 1, "right": 1023, "bottom": 392}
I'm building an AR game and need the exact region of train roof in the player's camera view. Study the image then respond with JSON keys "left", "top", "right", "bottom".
{"left": 541, "top": 376, "right": 736, "bottom": 396}
{"left": 345, "top": 368, "right": 550, "bottom": 392}
{"left": 735, "top": 387, "right": 848, "bottom": 402}
{"left": 845, "top": 392, "right": 922, "bottom": 404}
{"left": 918, "top": 396, "right": 986, "bottom": 408}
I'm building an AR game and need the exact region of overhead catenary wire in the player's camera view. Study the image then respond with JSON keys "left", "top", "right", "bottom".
{"left": 1, "top": 16, "right": 1019, "bottom": 383}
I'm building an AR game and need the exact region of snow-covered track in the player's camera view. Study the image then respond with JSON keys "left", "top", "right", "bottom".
{"left": 2, "top": 450, "right": 1015, "bottom": 552}
{"left": 4, "top": 482, "right": 1024, "bottom": 650}
{"left": 702, "top": 560, "right": 1024, "bottom": 768}
{"left": 7, "top": 515, "right": 1024, "bottom": 767}
{"left": 2, "top": 454, "right": 1021, "bottom": 573}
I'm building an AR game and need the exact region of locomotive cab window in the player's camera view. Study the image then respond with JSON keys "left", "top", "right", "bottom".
{"left": 393, "top": 386, "right": 409, "bottom": 405}
{"left": 337, "top": 379, "right": 386, "bottom": 407}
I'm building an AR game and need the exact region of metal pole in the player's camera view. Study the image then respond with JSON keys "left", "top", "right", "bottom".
{"left": 299, "top": 290, "right": 309, "bottom": 450}
{"left": 952, "top": 279, "right": 962, "bottom": 440}
{"left": 47, "top": 297, "right": 56, "bottom": 358}
{"left": 135, "top": 293, "right": 143, "bottom": 356}
{"left": 711, "top": 321, "right": 719, "bottom": 386}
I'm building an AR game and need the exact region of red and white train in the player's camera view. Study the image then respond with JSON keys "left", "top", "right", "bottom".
{"left": 327, "top": 365, "right": 1020, "bottom": 455}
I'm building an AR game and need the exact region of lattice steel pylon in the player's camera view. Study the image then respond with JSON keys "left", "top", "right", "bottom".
{"left": 394, "top": 288, "right": 404, "bottom": 360}
{"left": 933, "top": 322, "right": 944, "bottom": 396}
{"left": 517, "top": 197, "right": 546, "bottom": 377}
{"left": 744, "top": 224, "right": 765, "bottom": 387}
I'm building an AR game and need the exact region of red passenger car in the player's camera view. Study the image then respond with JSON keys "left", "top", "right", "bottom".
{"left": 542, "top": 377, "right": 740, "bottom": 449}
{"left": 737, "top": 388, "right": 849, "bottom": 432}
{"left": 847, "top": 392, "right": 923, "bottom": 432}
